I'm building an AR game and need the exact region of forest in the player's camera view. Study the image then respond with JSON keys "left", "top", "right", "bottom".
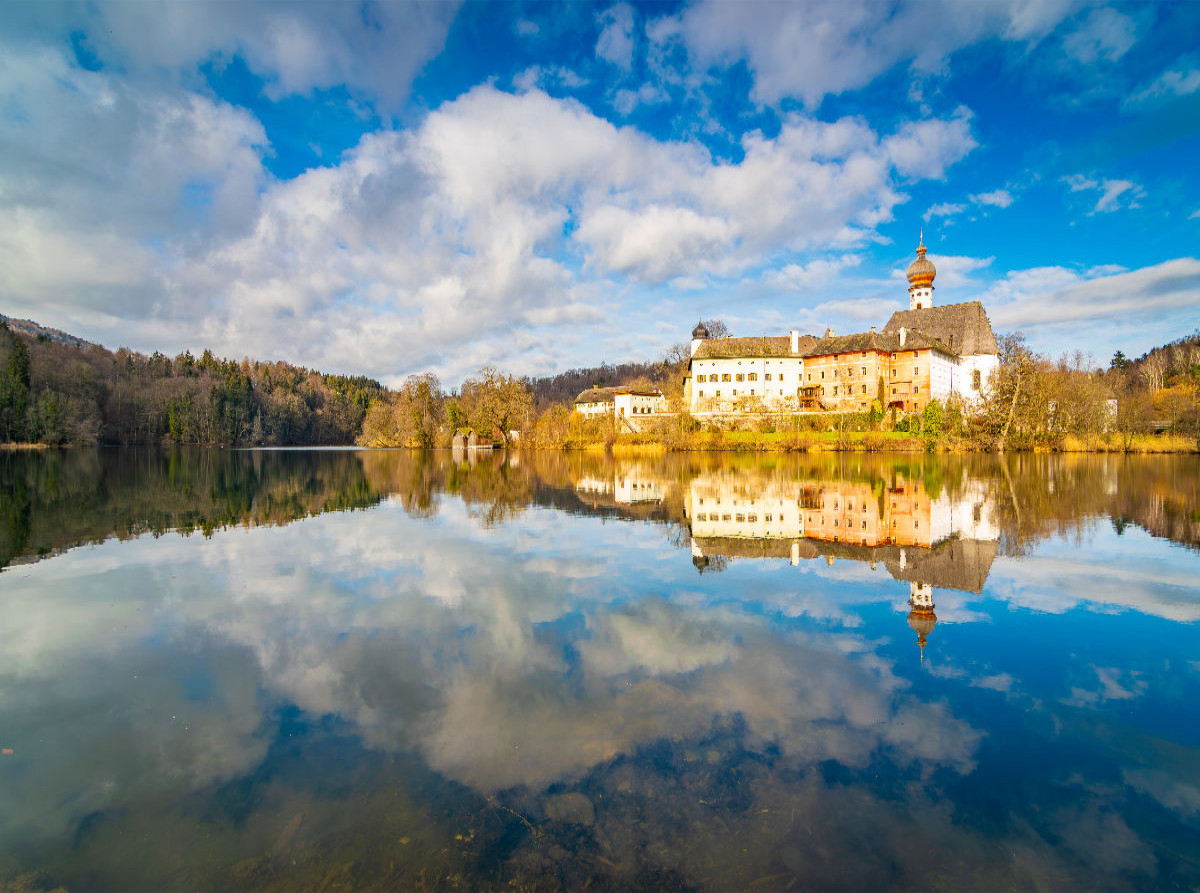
{"left": 1, "top": 312, "right": 1198, "bottom": 451}
{"left": 0, "top": 318, "right": 381, "bottom": 445}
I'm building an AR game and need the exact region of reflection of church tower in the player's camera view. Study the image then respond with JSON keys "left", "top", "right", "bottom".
{"left": 906, "top": 232, "right": 937, "bottom": 310}
{"left": 906, "top": 581, "right": 937, "bottom": 662}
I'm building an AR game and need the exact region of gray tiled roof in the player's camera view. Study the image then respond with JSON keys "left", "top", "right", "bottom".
{"left": 573, "top": 386, "right": 662, "bottom": 404}
{"left": 802, "top": 329, "right": 956, "bottom": 359}
{"left": 691, "top": 334, "right": 819, "bottom": 359}
{"left": 882, "top": 301, "right": 998, "bottom": 355}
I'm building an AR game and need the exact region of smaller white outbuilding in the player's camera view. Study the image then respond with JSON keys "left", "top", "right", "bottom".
{"left": 573, "top": 385, "right": 667, "bottom": 418}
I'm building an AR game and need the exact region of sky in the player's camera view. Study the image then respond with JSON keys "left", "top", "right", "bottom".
{"left": 2, "top": 0, "right": 1199, "bottom": 387}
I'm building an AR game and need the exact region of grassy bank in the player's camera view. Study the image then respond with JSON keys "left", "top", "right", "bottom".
{"left": 538, "top": 428, "right": 1198, "bottom": 454}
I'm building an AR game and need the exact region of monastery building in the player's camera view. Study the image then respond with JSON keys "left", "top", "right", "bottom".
{"left": 685, "top": 237, "right": 999, "bottom": 415}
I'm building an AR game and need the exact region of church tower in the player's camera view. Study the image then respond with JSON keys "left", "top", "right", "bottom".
{"left": 906, "top": 232, "right": 937, "bottom": 310}
{"left": 906, "top": 582, "right": 937, "bottom": 663}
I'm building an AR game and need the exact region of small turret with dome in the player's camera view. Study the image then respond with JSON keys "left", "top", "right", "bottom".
{"left": 690, "top": 320, "right": 710, "bottom": 357}
{"left": 907, "top": 581, "right": 937, "bottom": 663}
{"left": 906, "top": 231, "right": 936, "bottom": 311}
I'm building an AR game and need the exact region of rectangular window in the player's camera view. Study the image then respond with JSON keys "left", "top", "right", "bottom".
{"left": 747, "top": 514, "right": 757, "bottom": 523}
{"left": 821, "top": 371, "right": 825, "bottom": 379}
{"left": 765, "top": 373, "right": 772, "bottom": 381}
{"left": 914, "top": 385, "right": 919, "bottom": 393}
{"left": 914, "top": 366, "right": 919, "bottom": 374}
{"left": 833, "top": 386, "right": 838, "bottom": 396}
{"left": 892, "top": 368, "right": 896, "bottom": 377}
{"left": 861, "top": 367, "right": 866, "bottom": 376}
{"left": 750, "top": 389, "right": 755, "bottom": 395}
{"left": 972, "top": 369, "right": 982, "bottom": 390}
{"left": 736, "top": 373, "right": 744, "bottom": 382}
{"left": 733, "top": 389, "right": 738, "bottom": 396}
{"left": 722, "top": 514, "right": 731, "bottom": 522}
{"left": 696, "top": 374, "right": 705, "bottom": 382}
{"left": 698, "top": 390, "right": 704, "bottom": 397}
{"left": 722, "top": 374, "right": 731, "bottom": 382}
{"left": 735, "top": 514, "right": 745, "bottom": 523}
{"left": 862, "top": 385, "right": 867, "bottom": 394}
{"left": 892, "top": 387, "right": 896, "bottom": 395}
{"left": 716, "top": 390, "right": 721, "bottom": 396}
{"left": 748, "top": 373, "right": 757, "bottom": 381}
{"left": 913, "top": 351, "right": 918, "bottom": 358}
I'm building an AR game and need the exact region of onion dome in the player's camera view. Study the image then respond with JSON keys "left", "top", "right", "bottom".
{"left": 692, "top": 321, "right": 710, "bottom": 339}
{"left": 906, "top": 233, "right": 936, "bottom": 288}
{"left": 907, "top": 608, "right": 937, "bottom": 662}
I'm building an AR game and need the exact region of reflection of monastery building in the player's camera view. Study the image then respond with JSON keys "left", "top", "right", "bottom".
{"left": 575, "top": 465, "right": 669, "bottom": 507}
{"left": 685, "top": 237, "right": 999, "bottom": 415}
{"left": 574, "top": 385, "right": 668, "bottom": 419}
{"left": 685, "top": 470, "right": 999, "bottom": 659}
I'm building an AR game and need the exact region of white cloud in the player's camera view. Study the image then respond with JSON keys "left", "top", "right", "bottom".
{"left": 924, "top": 202, "right": 966, "bottom": 221}
{"left": 883, "top": 108, "right": 978, "bottom": 180}
{"left": 39, "top": 1, "right": 460, "bottom": 111}
{"left": 1125, "top": 56, "right": 1200, "bottom": 107}
{"left": 513, "top": 65, "right": 590, "bottom": 93}
{"left": 596, "top": 3, "right": 636, "bottom": 71}
{"left": 971, "top": 189, "right": 1014, "bottom": 208}
{"left": 612, "top": 82, "right": 669, "bottom": 116}
{"left": 1191, "top": 208, "right": 1200, "bottom": 220}
{"left": 764, "top": 255, "right": 862, "bottom": 291}
{"left": 1061, "top": 174, "right": 1145, "bottom": 215}
{"left": 514, "top": 19, "right": 540, "bottom": 37}
{"left": 0, "top": 35, "right": 978, "bottom": 383}
{"left": 662, "top": 0, "right": 1081, "bottom": 107}
{"left": 986, "top": 257, "right": 1200, "bottom": 330}
{"left": 1062, "top": 7, "right": 1137, "bottom": 66}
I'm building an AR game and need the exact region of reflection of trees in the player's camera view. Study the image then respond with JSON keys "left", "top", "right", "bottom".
{"left": 0, "top": 448, "right": 383, "bottom": 569}
{"left": 5, "top": 448, "right": 1197, "bottom": 571}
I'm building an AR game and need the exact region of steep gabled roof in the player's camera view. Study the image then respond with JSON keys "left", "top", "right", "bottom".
{"left": 882, "top": 301, "right": 998, "bottom": 356}
{"left": 691, "top": 334, "right": 819, "bottom": 360}
{"left": 574, "top": 387, "right": 621, "bottom": 404}
{"left": 802, "top": 329, "right": 957, "bottom": 359}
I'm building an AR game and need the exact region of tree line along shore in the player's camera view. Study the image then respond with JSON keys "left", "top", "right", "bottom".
{"left": 1, "top": 316, "right": 1198, "bottom": 454}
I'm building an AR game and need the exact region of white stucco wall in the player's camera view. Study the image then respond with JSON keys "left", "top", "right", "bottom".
{"left": 929, "top": 351, "right": 956, "bottom": 402}
{"left": 951, "top": 353, "right": 998, "bottom": 404}
{"left": 690, "top": 356, "right": 806, "bottom": 411}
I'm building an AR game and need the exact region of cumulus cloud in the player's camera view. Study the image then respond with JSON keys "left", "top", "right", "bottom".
{"left": 18, "top": 0, "right": 460, "bottom": 110}
{"left": 0, "top": 30, "right": 978, "bottom": 383}
{"left": 661, "top": 0, "right": 1082, "bottom": 107}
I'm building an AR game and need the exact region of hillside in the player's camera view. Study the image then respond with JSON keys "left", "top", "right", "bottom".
{"left": 0, "top": 317, "right": 382, "bottom": 446}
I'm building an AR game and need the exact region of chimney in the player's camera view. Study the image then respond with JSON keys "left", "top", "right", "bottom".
{"left": 824, "top": 327, "right": 835, "bottom": 339}
{"left": 899, "top": 327, "right": 907, "bottom": 347}
{"left": 870, "top": 326, "right": 876, "bottom": 335}
{"left": 790, "top": 330, "right": 799, "bottom": 353}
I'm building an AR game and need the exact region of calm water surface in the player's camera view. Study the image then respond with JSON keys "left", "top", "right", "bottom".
{"left": 1, "top": 447, "right": 1199, "bottom": 891}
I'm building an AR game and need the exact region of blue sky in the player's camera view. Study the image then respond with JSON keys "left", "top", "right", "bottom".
{"left": 2, "top": 0, "right": 1199, "bottom": 385}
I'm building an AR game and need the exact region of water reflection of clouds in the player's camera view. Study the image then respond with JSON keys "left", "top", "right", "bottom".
{"left": 1, "top": 497, "right": 988, "bottom": 843}
{"left": 985, "top": 528, "right": 1200, "bottom": 622}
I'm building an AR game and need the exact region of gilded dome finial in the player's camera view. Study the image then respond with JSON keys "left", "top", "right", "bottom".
{"left": 906, "top": 234, "right": 936, "bottom": 288}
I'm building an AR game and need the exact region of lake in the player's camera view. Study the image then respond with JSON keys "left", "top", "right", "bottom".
{"left": 2, "top": 447, "right": 1199, "bottom": 891}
